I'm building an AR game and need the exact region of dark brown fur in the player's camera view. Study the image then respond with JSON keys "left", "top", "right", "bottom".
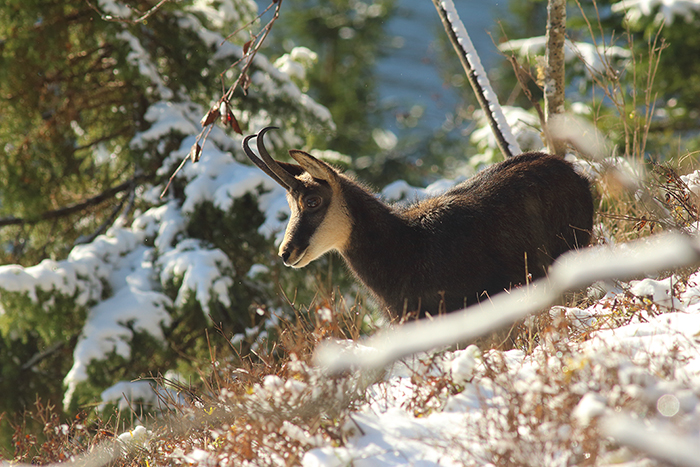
{"left": 334, "top": 153, "right": 592, "bottom": 317}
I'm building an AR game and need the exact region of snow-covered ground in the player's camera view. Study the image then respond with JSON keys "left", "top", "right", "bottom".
{"left": 5, "top": 262, "right": 700, "bottom": 466}
{"left": 89, "top": 263, "right": 700, "bottom": 467}
{"left": 304, "top": 270, "right": 700, "bottom": 466}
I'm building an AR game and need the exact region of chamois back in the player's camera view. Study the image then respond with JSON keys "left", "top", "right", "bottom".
{"left": 336, "top": 152, "right": 593, "bottom": 316}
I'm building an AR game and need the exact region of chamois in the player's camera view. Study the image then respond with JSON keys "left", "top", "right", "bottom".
{"left": 243, "top": 127, "right": 594, "bottom": 318}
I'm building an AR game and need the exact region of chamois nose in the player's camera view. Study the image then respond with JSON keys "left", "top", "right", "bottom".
{"left": 280, "top": 250, "right": 291, "bottom": 264}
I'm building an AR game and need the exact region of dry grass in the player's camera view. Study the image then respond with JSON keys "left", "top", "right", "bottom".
{"left": 5, "top": 292, "right": 380, "bottom": 465}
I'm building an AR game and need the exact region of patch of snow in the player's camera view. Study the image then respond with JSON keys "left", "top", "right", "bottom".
{"left": 186, "top": 0, "right": 254, "bottom": 30}
{"left": 274, "top": 47, "right": 318, "bottom": 82}
{"left": 449, "top": 344, "right": 481, "bottom": 385}
{"left": 500, "top": 36, "right": 631, "bottom": 75}
{"left": 117, "top": 425, "right": 151, "bottom": 451}
{"left": 612, "top": 0, "right": 700, "bottom": 26}
{"left": 470, "top": 105, "right": 544, "bottom": 165}
{"left": 100, "top": 381, "right": 158, "bottom": 412}
{"left": 100, "top": 380, "right": 186, "bottom": 412}
{"left": 572, "top": 392, "right": 607, "bottom": 426}
{"left": 371, "top": 128, "right": 398, "bottom": 151}
{"left": 116, "top": 32, "right": 173, "bottom": 100}
{"left": 63, "top": 244, "right": 172, "bottom": 409}
{"left": 97, "top": 0, "right": 132, "bottom": 18}
{"left": 130, "top": 101, "right": 200, "bottom": 149}
{"left": 629, "top": 276, "right": 682, "bottom": 309}
{"left": 156, "top": 239, "right": 234, "bottom": 317}
{"left": 132, "top": 201, "right": 187, "bottom": 252}
{"left": 0, "top": 227, "right": 146, "bottom": 310}
{"left": 681, "top": 168, "right": 700, "bottom": 197}
{"left": 381, "top": 177, "right": 461, "bottom": 203}
{"left": 247, "top": 263, "right": 270, "bottom": 278}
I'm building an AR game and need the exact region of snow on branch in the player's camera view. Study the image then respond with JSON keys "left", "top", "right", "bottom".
{"left": 432, "top": 0, "right": 522, "bottom": 159}
{"left": 499, "top": 36, "right": 631, "bottom": 77}
{"left": 602, "top": 415, "right": 700, "bottom": 467}
{"left": 612, "top": 0, "right": 700, "bottom": 26}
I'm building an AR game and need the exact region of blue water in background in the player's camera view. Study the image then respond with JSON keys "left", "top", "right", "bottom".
{"left": 257, "top": 0, "right": 512, "bottom": 136}
{"left": 377, "top": 0, "right": 508, "bottom": 135}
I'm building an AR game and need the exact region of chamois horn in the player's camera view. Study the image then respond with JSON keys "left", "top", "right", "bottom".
{"left": 242, "top": 126, "right": 299, "bottom": 190}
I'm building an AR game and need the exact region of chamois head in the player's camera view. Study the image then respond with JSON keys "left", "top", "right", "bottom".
{"left": 242, "top": 127, "right": 352, "bottom": 268}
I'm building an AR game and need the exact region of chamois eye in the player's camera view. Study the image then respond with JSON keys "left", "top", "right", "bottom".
{"left": 305, "top": 196, "right": 322, "bottom": 209}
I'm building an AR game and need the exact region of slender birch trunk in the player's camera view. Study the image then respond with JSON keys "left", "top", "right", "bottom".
{"left": 544, "top": 0, "right": 567, "bottom": 155}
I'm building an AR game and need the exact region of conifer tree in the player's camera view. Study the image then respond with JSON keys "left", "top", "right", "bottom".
{"left": 0, "top": 0, "right": 352, "bottom": 443}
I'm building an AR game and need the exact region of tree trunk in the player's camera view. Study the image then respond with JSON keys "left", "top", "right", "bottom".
{"left": 544, "top": 0, "right": 567, "bottom": 156}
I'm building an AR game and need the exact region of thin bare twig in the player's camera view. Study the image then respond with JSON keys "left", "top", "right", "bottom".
{"left": 85, "top": 0, "right": 172, "bottom": 23}
{"left": 221, "top": 0, "right": 279, "bottom": 47}
{"left": 160, "top": 0, "right": 284, "bottom": 198}
{"left": 74, "top": 192, "right": 129, "bottom": 246}
{"left": 508, "top": 55, "right": 546, "bottom": 128}
{"left": 0, "top": 173, "right": 151, "bottom": 229}
{"left": 573, "top": 0, "right": 666, "bottom": 160}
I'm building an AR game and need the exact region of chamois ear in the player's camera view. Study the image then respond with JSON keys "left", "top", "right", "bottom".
{"left": 276, "top": 160, "right": 306, "bottom": 178}
{"left": 288, "top": 150, "right": 340, "bottom": 185}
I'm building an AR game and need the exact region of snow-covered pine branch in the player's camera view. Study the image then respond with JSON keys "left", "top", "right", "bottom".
{"left": 0, "top": 0, "right": 336, "bottom": 411}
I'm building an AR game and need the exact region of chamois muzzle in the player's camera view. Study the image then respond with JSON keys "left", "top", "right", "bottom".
{"left": 242, "top": 126, "right": 299, "bottom": 190}
{"left": 280, "top": 244, "right": 307, "bottom": 268}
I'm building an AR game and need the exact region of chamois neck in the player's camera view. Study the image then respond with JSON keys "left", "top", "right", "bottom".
{"left": 337, "top": 181, "right": 418, "bottom": 309}
{"left": 340, "top": 182, "right": 412, "bottom": 255}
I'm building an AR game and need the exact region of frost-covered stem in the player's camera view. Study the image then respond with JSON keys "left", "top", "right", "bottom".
{"left": 432, "top": 0, "right": 521, "bottom": 159}
{"left": 544, "top": 0, "right": 567, "bottom": 156}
